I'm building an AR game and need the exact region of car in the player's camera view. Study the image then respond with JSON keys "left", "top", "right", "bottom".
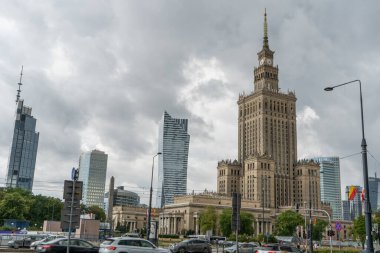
{"left": 169, "top": 239, "right": 212, "bottom": 253}
{"left": 8, "top": 234, "right": 48, "bottom": 248}
{"left": 258, "top": 244, "right": 302, "bottom": 253}
{"left": 36, "top": 237, "right": 99, "bottom": 253}
{"left": 30, "top": 235, "right": 66, "bottom": 250}
{"left": 220, "top": 241, "right": 236, "bottom": 248}
{"left": 121, "top": 232, "right": 140, "bottom": 238}
{"left": 224, "top": 243, "right": 259, "bottom": 253}
{"left": 99, "top": 237, "right": 170, "bottom": 253}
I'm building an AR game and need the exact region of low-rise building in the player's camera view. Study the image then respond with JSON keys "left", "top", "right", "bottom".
{"left": 112, "top": 205, "right": 160, "bottom": 233}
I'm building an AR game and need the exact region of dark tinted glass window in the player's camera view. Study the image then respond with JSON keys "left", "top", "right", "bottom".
{"left": 77, "top": 240, "right": 93, "bottom": 248}
{"left": 118, "top": 240, "right": 140, "bottom": 246}
{"left": 140, "top": 240, "right": 154, "bottom": 248}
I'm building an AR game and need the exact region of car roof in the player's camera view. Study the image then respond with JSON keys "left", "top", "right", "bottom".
{"left": 105, "top": 237, "right": 145, "bottom": 241}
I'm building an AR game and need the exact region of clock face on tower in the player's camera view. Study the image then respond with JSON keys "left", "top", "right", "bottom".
{"left": 260, "top": 59, "right": 265, "bottom": 65}
{"left": 266, "top": 59, "right": 272, "bottom": 65}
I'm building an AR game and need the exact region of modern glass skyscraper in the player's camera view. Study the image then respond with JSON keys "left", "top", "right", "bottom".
{"left": 156, "top": 111, "right": 190, "bottom": 208}
{"left": 342, "top": 200, "right": 351, "bottom": 221}
{"left": 78, "top": 149, "right": 108, "bottom": 208}
{"left": 369, "top": 175, "right": 380, "bottom": 212}
{"left": 314, "top": 157, "right": 342, "bottom": 220}
{"left": 6, "top": 100, "right": 39, "bottom": 191}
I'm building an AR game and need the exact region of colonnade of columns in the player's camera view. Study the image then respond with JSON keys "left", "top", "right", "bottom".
{"left": 159, "top": 216, "right": 182, "bottom": 235}
{"left": 113, "top": 219, "right": 138, "bottom": 232}
{"left": 256, "top": 220, "right": 272, "bottom": 235}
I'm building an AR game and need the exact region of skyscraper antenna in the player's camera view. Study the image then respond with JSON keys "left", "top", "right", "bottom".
{"left": 16, "top": 66, "right": 23, "bottom": 103}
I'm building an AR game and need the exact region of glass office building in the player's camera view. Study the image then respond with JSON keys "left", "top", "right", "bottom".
{"left": 314, "top": 157, "right": 342, "bottom": 220}
{"left": 6, "top": 100, "right": 39, "bottom": 191}
{"left": 342, "top": 200, "right": 351, "bottom": 221}
{"left": 78, "top": 149, "right": 108, "bottom": 208}
{"left": 156, "top": 111, "right": 190, "bottom": 208}
{"left": 369, "top": 175, "right": 380, "bottom": 212}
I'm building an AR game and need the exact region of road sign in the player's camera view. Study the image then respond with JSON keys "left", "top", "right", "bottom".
{"left": 335, "top": 222, "right": 342, "bottom": 231}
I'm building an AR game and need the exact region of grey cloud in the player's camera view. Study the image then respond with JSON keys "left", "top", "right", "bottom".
{"left": 0, "top": 1, "right": 379, "bottom": 203}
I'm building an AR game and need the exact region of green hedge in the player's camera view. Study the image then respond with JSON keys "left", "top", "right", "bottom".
{"left": 315, "top": 249, "right": 360, "bottom": 253}
{"left": 158, "top": 234, "right": 180, "bottom": 239}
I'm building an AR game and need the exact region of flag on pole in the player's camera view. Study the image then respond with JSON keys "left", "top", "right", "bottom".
{"left": 361, "top": 189, "right": 366, "bottom": 202}
{"left": 348, "top": 186, "right": 358, "bottom": 201}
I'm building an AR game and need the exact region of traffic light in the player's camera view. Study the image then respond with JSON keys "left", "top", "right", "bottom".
{"left": 327, "top": 230, "right": 335, "bottom": 237}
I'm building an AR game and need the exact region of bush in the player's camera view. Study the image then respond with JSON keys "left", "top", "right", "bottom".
{"left": 158, "top": 234, "right": 180, "bottom": 239}
{"left": 227, "top": 233, "right": 258, "bottom": 242}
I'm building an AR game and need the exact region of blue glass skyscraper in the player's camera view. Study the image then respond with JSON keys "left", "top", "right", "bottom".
{"left": 314, "top": 157, "right": 342, "bottom": 220}
{"left": 6, "top": 99, "right": 39, "bottom": 191}
{"left": 156, "top": 111, "right": 190, "bottom": 208}
{"left": 78, "top": 149, "right": 108, "bottom": 208}
{"left": 369, "top": 175, "right": 380, "bottom": 212}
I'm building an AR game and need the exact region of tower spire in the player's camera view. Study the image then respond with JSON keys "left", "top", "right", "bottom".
{"left": 263, "top": 9, "right": 269, "bottom": 49}
{"left": 16, "top": 66, "right": 23, "bottom": 103}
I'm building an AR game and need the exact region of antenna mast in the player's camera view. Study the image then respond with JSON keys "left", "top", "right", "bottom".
{"left": 16, "top": 66, "right": 23, "bottom": 103}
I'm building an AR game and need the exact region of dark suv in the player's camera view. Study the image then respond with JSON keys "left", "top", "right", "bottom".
{"left": 169, "top": 239, "right": 212, "bottom": 253}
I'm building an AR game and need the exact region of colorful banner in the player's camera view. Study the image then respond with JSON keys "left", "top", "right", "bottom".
{"left": 348, "top": 186, "right": 358, "bottom": 201}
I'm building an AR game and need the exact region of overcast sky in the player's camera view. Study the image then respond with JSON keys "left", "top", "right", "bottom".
{"left": 0, "top": 1, "right": 379, "bottom": 206}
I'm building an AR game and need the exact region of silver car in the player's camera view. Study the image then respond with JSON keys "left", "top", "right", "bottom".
{"left": 99, "top": 237, "right": 170, "bottom": 253}
{"left": 30, "top": 235, "right": 66, "bottom": 250}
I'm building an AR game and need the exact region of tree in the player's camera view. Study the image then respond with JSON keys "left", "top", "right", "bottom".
{"left": 0, "top": 188, "right": 64, "bottom": 229}
{"left": 0, "top": 191, "right": 31, "bottom": 221}
{"left": 352, "top": 215, "right": 366, "bottom": 249}
{"left": 240, "top": 212, "right": 255, "bottom": 235}
{"left": 86, "top": 205, "right": 107, "bottom": 221}
{"left": 219, "top": 208, "right": 232, "bottom": 236}
{"left": 199, "top": 206, "right": 217, "bottom": 234}
{"left": 312, "top": 219, "right": 328, "bottom": 241}
{"left": 27, "top": 195, "right": 63, "bottom": 227}
{"left": 274, "top": 210, "right": 303, "bottom": 236}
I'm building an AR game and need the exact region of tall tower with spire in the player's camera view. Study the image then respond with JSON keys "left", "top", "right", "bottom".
{"left": 254, "top": 10, "right": 279, "bottom": 92}
{"left": 236, "top": 11, "right": 298, "bottom": 208}
{"left": 6, "top": 67, "right": 40, "bottom": 191}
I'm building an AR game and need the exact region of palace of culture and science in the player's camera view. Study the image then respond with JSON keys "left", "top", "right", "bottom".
{"left": 146, "top": 11, "right": 332, "bottom": 236}
{"left": 217, "top": 11, "right": 321, "bottom": 211}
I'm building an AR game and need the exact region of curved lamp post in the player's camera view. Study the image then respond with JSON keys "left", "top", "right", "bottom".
{"left": 324, "top": 80, "right": 373, "bottom": 253}
{"left": 147, "top": 152, "right": 162, "bottom": 242}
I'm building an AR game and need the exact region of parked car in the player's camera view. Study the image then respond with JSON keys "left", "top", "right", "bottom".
{"left": 36, "top": 238, "right": 99, "bottom": 253}
{"left": 221, "top": 241, "right": 236, "bottom": 248}
{"left": 8, "top": 234, "right": 48, "bottom": 248}
{"left": 121, "top": 232, "right": 140, "bottom": 238}
{"left": 30, "top": 235, "right": 66, "bottom": 250}
{"left": 258, "top": 243, "right": 302, "bottom": 253}
{"left": 99, "top": 237, "right": 170, "bottom": 253}
{"left": 224, "top": 243, "right": 259, "bottom": 253}
{"left": 169, "top": 238, "right": 212, "bottom": 253}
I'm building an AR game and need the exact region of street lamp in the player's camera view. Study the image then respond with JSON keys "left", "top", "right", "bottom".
{"left": 324, "top": 79, "right": 374, "bottom": 253}
{"left": 261, "top": 175, "right": 271, "bottom": 242}
{"left": 308, "top": 169, "right": 314, "bottom": 253}
{"left": 147, "top": 152, "right": 162, "bottom": 243}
